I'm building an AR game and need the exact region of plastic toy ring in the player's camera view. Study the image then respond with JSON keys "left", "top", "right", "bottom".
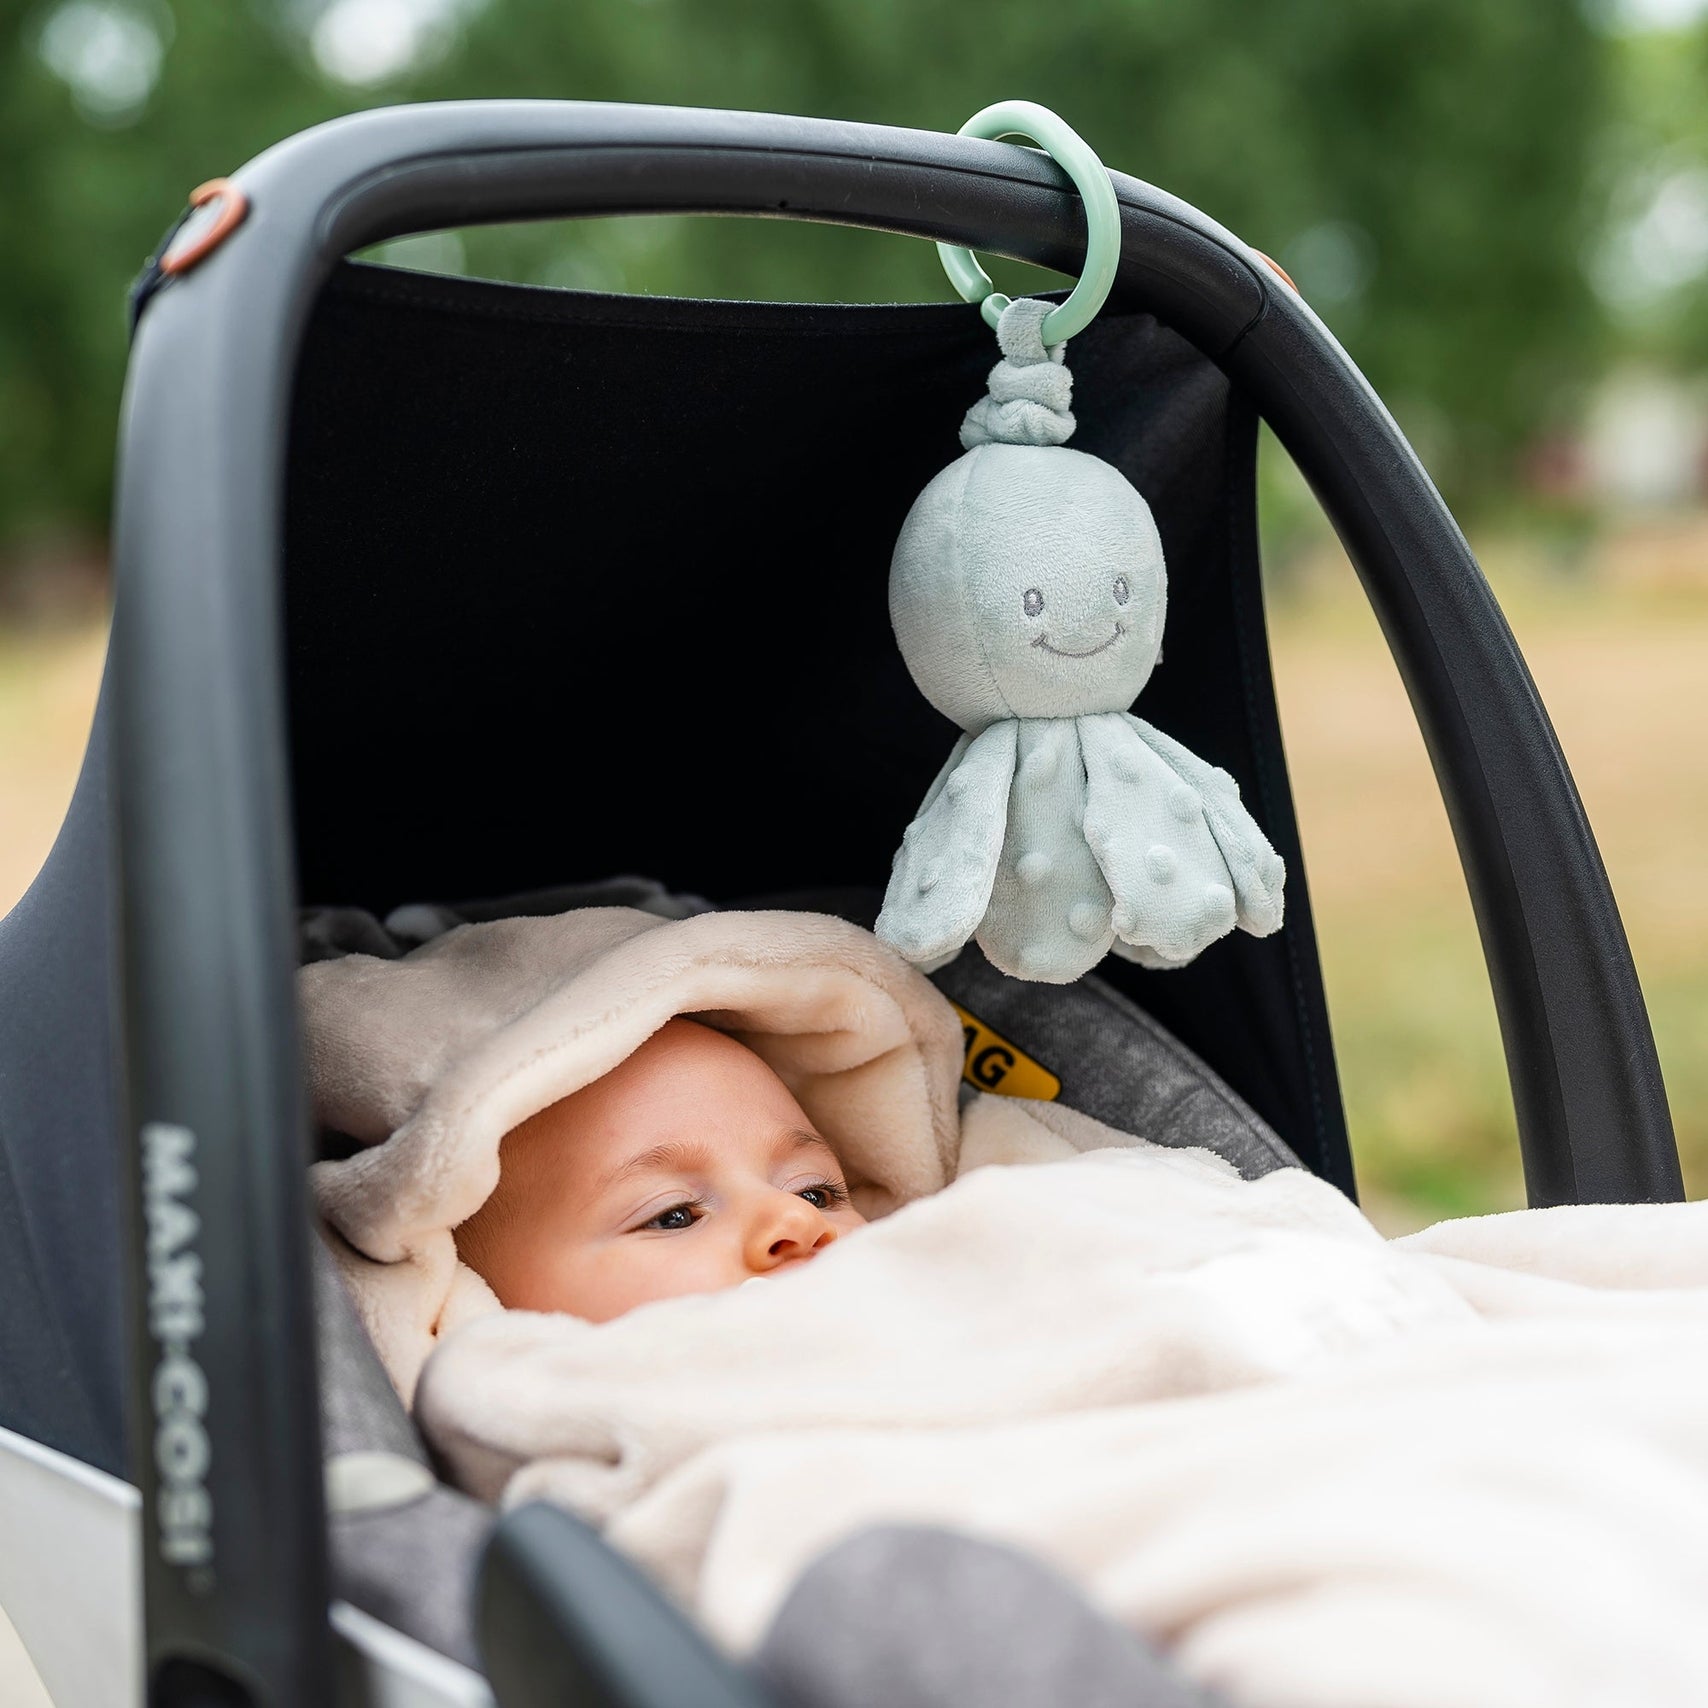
{"left": 936, "top": 100, "right": 1121, "bottom": 346}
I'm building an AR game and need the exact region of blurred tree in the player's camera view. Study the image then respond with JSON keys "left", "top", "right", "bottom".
{"left": 1589, "top": 17, "right": 1708, "bottom": 372}
{"left": 0, "top": 0, "right": 355, "bottom": 552}
{"left": 0, "top": 0, "right": 1608, "bottom": 558}
{"left": 432, "top": 0, "right": 1608, "bottom": 503}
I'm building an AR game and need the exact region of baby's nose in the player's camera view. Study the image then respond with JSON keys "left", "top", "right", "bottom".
{"left": 750, "top": 1194, "right": 838, "bottom": 1272}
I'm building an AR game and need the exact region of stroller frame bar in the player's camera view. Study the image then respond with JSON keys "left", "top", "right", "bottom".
{"left": 113, "top": 101, "right": 1680, "bottom": 1705}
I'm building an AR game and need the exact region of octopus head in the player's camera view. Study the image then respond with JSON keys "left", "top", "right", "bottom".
{"left": 889, "top": 443, "right": 1167, "bottom": 729}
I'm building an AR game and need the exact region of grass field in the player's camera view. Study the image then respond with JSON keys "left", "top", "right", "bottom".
{"left": 1269, "top": 521, "right": 1708, "bottom": 1228}
{"left": 0, "top": 619, "right": 105, "bottom": 916}
{"left": 1, "top": 532, "right": 1703, "bottom": 1231}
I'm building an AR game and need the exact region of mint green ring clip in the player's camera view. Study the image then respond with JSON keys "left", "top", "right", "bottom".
{"left": 937, "top": 100, "right": 1121, "bottom": 347}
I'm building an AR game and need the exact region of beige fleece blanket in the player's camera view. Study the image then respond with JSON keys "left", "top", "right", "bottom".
{"left": 414, "top": 1105, "right": 1708, "bottom": 1708}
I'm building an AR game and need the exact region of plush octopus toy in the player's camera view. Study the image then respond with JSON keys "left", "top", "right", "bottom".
{"left": 877, "top": 297, "right": 1286, "bottom": 984}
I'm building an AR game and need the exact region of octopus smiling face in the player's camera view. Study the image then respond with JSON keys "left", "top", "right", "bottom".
{"left": 889, "top": 442, "right": 1168, "bottom": 728}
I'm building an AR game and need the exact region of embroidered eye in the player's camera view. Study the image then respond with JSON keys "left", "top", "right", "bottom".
{"left": 1113, "top": 575, "right": 1130, "bottom": 606}
{"left": 1022, "top": 588, "right": 1045, "bottom": 618}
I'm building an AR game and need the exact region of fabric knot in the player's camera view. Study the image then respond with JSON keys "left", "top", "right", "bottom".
{"left": 960, "top": 297, "right": 1076, "bottom": 450}
{"left": 993, "top": 295, "right": 1061, "bottom": 364}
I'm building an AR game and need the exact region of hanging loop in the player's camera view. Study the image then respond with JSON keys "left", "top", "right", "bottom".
{"left": 936, "top": 100, "right": 1121, "bottom": 346}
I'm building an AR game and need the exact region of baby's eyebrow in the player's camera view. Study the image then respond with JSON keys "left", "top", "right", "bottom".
{"left": 597, "top": 1130, "right": 839, "bottom": 1193}
{"left": 779, "top": 1129, "right": 838, "bottom": 1164}
{"left": 597, "top": 1139, "right": 715, "bottom": 1191}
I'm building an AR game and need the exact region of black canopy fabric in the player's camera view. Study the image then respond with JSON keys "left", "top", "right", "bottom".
{"left": 0, "top": 260, "right": 1348, "bottom": 1475}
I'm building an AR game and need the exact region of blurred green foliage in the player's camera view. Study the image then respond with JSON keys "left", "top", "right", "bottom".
{"left": 1591, "top": 21, "right": 1708, "bottom": 370}
{"left": 0, "top": 0, "right": 1694, "bottom": 556}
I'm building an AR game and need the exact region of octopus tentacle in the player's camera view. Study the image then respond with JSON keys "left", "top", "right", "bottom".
{"left": 877, "top": 722, "right": 1019, "bottom": 971}
{"left": 1125, "top": 715, "right": 1286, "bottom": 935}
{"left": 976, "top": 720, "right": 1114, "bottom": 984}
{"left": 1078, "top": 714, "right": 1284, "bottom": 967}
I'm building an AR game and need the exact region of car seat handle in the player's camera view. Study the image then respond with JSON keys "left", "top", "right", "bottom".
{"left": 479, "top": 1502, "right": 778, "bottom": 1708}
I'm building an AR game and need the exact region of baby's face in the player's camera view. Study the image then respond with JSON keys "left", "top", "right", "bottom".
{"left": 454, "top": 1018, "right": 866, "bottom": 1321}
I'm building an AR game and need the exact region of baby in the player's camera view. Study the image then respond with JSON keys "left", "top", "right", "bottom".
{"left": 453, "top": 1017, "right": 868, "bottom": 1322}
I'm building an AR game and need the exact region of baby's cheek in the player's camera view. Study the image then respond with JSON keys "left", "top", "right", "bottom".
{"left": 559, "top": 1236, "right": 748, "bottom": 1323}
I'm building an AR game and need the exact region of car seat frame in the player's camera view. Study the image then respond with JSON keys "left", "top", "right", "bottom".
{"left": 110, "top": 101, "right": 1681, "bottom": 1704}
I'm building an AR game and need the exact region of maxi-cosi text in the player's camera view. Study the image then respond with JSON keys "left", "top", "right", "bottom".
{"left": 142, "top": 1120, "right": 214, "bottom": 1589}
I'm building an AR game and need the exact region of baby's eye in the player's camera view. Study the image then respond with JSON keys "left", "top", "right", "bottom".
{"left": 798, "top": 1181, "right": 849, "bottom": 1211}
{"left": 1113, "top": 575, "right": 1130, "bottom": 605}
{"left": 641, "top": 1201, "right": 703, "bottom": 1231}
{"left": 1022, "top": 588, "right": 1045, "bottom": 618}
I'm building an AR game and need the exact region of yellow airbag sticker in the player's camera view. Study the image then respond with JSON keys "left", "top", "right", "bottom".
{"left": 950, "top": 1002, "right": 1062, "bottom": 1101}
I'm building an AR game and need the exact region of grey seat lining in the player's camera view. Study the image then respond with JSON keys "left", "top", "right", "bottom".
{"left": 299, "top": 874, "right": 709, "bottom": 965}
{"left": 313, "top": 1238, "right": 490, "bottom": 1669}
{"left": 757, "top": 1524, "right": 1230, "bottom": 1708}
{"left": 932, "top": 943, "right": 1302, "bottom": 1179}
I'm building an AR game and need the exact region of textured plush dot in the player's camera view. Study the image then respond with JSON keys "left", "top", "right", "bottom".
{"left": 1144, "top": 844, "right": 1177, "bottom": 883}
{"left": 1201, "top": 883, "right": 1235, "bottom": 926}
{"left": 917, "top": 860, "right": 942, "bottom": 895}
{"left": 1111, "top": 902, "right": 1136, "bottom": 935}
{"left": 944, "top": 771, "right": 970, "bottom": 802}
{"left": 1169, "top": 785, "right": 1199, "bottom": 823}
{"left": 1016, "top": 851, "right": 1053, "bottom": 887}
{"left": 1068, "top": 900, "right": 1107, "bottom": 940}
{"left": 1112, "top": 747, "right": 1146, "bottom": 783}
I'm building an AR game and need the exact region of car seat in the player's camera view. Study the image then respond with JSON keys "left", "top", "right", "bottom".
{"left": 0, "top": 101, "right": 1682, "bottom": 1706}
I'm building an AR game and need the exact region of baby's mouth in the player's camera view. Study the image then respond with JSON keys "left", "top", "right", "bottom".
{"left": 1032, "top": 623, "right": 1125, "bottom": 659}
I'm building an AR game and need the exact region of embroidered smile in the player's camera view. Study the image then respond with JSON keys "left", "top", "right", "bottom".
{"left": 1032, "top": 624, "right": 1125, "bottom": 659}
